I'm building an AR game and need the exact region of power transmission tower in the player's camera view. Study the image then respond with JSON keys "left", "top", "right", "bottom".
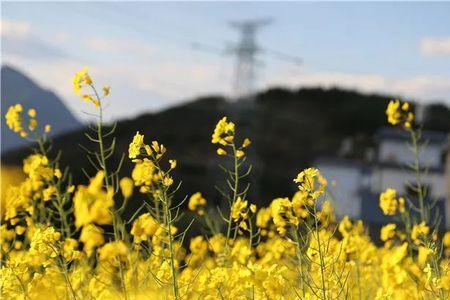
{"left": 192, "top": 18, "right": 301, "bottom": 100}
{"left": 229, "top": 18, "right": 272, "bottom": 100}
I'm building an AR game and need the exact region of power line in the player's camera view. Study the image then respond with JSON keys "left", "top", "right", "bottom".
{"left": 87, "top": 6, "right": 303, "bottom": 101}
{"left": 262, "top": 48, "right": 303, "bottom": 66}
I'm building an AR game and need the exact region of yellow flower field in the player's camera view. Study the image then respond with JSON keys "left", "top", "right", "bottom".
{"left": 1, "top": 67, "right": 450, "bottom": 300}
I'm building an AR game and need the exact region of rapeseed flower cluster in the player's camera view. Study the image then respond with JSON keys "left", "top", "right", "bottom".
{"left": 379, "top": 187, "right": 405, "bottom": 216}
{"left": 5, "top": 104, "right": 51, "bottom": 138}
{"left": 188, "top": 192, "right": 207, "bottom": 216}
{"left": 73, "top": 171, "right": 114, "bottom": 228}
{"left": 386, "top": 99, "right": 415, "bottom": 129}
{"left": 2, "top": 70, "right": 450, "bottom": 300}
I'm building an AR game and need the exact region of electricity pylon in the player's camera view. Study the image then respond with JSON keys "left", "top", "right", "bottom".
{"left": 192, "top": 18, "right": 302, "bottom": 100}
{"left": 229, "top": 18, "right": 272, "bottom": 100}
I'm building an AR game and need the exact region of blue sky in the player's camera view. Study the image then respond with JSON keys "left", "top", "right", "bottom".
{"left": 2, "top": 2, "right": 450, "bottom": 122}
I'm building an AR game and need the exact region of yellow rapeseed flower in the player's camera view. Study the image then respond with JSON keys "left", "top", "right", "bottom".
{"left": 293, "top": 167, "right": 327, "bottom": 200}
{"left": 418, "top": 246, "right": 434, "bottom": 266}
{"left": 29, "top": 226, "right": 61, "bottom": 259}
{"left": 73, "top": 171, "right": 114, "bottom": 228}
{"left": 386, "top": 99, "right": 414, "bottom": 129}
{"left": 380, "top": 223, "right": 396, "bottom": 242}
{"left": 270, "top": 197, "right": 298, "bottom": 235}
{"left": 97, "top": 241, "right": 128, "bottom": 263}
{"left": 212, "top": 117, "right": 235, "bottom": 145}
{"left": 27, "top": 108, "right": 36, "bottom": 118}
{"left": 79, "top": 224, "right": 104, "bottom": 257}
{"left": 256, "top": 207, "right": 272, "bottom": 229}
{"left": 231, "top": 197, "right": 248, "bottom": 221}
{"left": 242, "top": 138, "right": 251, "bottom": 148}
{"left": 5, "top": 104, "right": 26, "bottom": 136}
{"left": 411, "top": 221, "right": 430, "bottom": 245}
{"left": 217, "top": 148, "right": 227, "bottom": 156}
{"left": 54, "top": 168, "right": 62, "bottom": 179}
{"left": 379, "top": 188, "right": 401, "bottom": 216}
{"left": 102, "top": 85, "right": 110, "bottom": 96}
{"left": 119, "top": 177, "right": 134, "bottom": 198}
{"left": 188, "top": 192, "right": 207, "bottom": 216}
{"left": 443, "top": 232, "right": 450, "bottom": 248}
{"left": 73, "top": 66, "right": 102, "bottom": 107}
{"left": 235, "top": 150, "right": 245, "bottom": 158}
{"left": 169, "top": 159, "right": 177, "bottom": 169}
{"left": 131, "top": 213, "right": 159, "bottom": 243}
{"left": 132, "top": 158, "right": 155, "bottom": 189}
{"left": 129, "top": 131, "right": 145, "bottom": 159}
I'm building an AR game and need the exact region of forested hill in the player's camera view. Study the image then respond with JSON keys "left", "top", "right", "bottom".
{"left": 2, "top": 87, "right": 449, "bottom": 206}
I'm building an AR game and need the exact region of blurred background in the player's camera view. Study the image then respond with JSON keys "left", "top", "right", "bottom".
{"left": 2, "top": 2, "right": 450, "bottom": 236}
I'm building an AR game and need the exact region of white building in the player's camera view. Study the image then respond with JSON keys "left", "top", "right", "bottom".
{"left": 316, "top": 127, "right": 448, "bottom": 227}
{"left": 315, "top": 158, "right": 369, "bottom": 219}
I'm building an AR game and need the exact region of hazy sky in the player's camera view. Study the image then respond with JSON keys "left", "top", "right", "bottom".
{"left": 2, "top": 2, "right": 450, "bottom": 122}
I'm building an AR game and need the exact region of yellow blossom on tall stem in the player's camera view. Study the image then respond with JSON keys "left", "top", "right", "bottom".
{"left": 386, "top": 99, "right": 414, "bottom": 129}
{"left": 231, "top": 196, "right": 248, "bottom": 222}
{"left": 211, "top": 117, "right": 235, "bottom": 145}
{"left": 293, "top": 167, "right": 327, "bottom": 200}
{"left": 129, "top": 131, "right": 144, "bottom": 159}
{"left": 72, "top": 66, "right": 103, "bottom": 107}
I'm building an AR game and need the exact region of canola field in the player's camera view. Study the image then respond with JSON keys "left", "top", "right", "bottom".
{"left": 1, "top": 67, "right": 450, "bottom": 299}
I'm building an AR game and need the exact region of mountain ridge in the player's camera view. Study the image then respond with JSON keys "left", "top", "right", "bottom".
{"left": 1, "top": 65, "right": 82, "bottom": 152}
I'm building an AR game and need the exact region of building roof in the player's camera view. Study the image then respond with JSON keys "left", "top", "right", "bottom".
{"left": 375, "top": 127, "right": 448, "bottom": 144}
{"left": 314, "top": 156, "right": 371, "bottom": 173}
{"left": 316, "top": 157, "right": 445, "bottom": 174}
{"left": 375, "top": 162, "right": 444, "bottom": 174}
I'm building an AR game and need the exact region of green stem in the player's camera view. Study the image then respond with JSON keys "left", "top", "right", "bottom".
{"left": 49, "top": 245, "right": 77, "bottom": 300}
{"left": 313, "top": 205, "right": 327, "bottom": 300}
{"left": 12, "top": 268, "right": 31, "bottom": 300}
{"left": 96, "top": 100, "right": 110, "bottom": 189}
{"left": 90, "top": 85, "right": 129, "bottom": 299}
{"left": 409, "top": 129, "right": 426, "bottom": 222}
{"left": 117, "top": 256, "right": 128, "bottom": 300}
{"left": 293, "top": 227, "right": 306, "bottom": 297}
{"left": 162, "top": 191, "right": 180, "bottom": 299}
{"left": 225, "top": 143, "right": 239, "bottom": 255}
{"left": 37, "top": 139, "right": 71, "bottom": 238}
{"left": 356, "top": 259, "right": 362, "bottom": 300}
